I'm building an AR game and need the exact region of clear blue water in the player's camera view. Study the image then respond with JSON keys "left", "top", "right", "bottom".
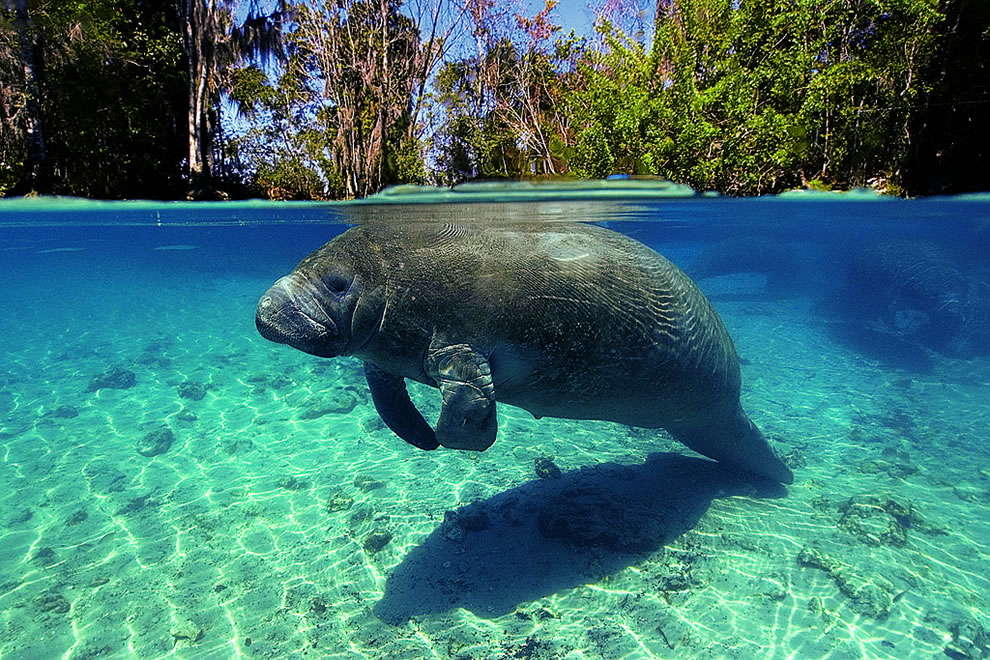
{"left": 1, "top": 186, "right": 988, "bottom": 659}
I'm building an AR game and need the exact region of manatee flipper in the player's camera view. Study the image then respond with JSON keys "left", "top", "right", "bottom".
{"left": 427, "top": 343, "right": 497, "bottom": 451}
{"left": 364, "top": 363, "right": 439, "bottom": 450}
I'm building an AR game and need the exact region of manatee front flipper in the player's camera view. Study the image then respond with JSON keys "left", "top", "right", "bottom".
{"left": 426, "top": 343, "right": 497, "bottom": 451}
{"left": 364, "top": 363, "right": 439, "bottom": 450}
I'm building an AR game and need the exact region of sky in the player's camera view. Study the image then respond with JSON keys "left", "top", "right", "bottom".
{"left": 552, "top": 0, "right": 655, "bottom": 38}
{"left": 554, "top": 0, "right": 599, "bottom": 34}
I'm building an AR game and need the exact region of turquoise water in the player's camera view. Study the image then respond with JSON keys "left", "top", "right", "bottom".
{"left": 1, "top": 185, "right": 988, "bottom": 659}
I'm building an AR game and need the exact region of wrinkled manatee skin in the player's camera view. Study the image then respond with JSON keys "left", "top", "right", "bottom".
{"left": 256, "top": 222, "right": 794, "bottom": 484}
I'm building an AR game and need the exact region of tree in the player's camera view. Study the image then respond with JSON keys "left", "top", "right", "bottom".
{"left": 431, "top": 0, "right": 580, "bottom": 183}
{"left": 2, "top": 0, "right": 188, "bottom": 197}
{"left": 904, "top": 0, "right": 990, "bottom": 194}
{"left": 2, "top": 0, "right": 47, "bottom": 193}
{"left": 224, "top": 61, "right": 331, "bottom": 199}
{"left": 176, "top": 0, "right": 286, "bottom": 196}
{"left": 564, "top": 0, "right": 952, "bottom": 194}
{"left": 290, "top": 0, "right": 423, "bottom": 198}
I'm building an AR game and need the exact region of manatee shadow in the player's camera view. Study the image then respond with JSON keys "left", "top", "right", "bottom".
{"left": 374, "top": 452, "right": 787, "bottom": 624}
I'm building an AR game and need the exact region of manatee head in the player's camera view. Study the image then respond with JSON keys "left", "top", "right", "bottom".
{"left": 256, "top": 233, "right": 384, "bottom": 358}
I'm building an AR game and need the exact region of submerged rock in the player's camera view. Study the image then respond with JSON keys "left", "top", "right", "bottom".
{"left": 326, "top": 489, "right": 354, "bottom": 512}
{"left": 837, "top": 494, "right": 944, "bottom": 547}
{"left": 348, "top": 506, "right": 373, "bottom": 529}
{"left": 247, "top": 373, "right": 294, "bottom": 391}
{"left": 170, "top": 619, "right": 203, "bottom": 644}
{"left": 136, "top": 426, "right": 174, "bottom": 457}
{"left": 534, "top": 455, "right": 562, "bottom": 479}
{"left": 353, "top": 475, "right": 385, "bottom": 492}
{"left": 946, "top": 619, "right": 990, "bottom": 660}
{"left": 797, "top": 546, "right": 896, "bottom": 619}
{"left": 177, "top": 381, "right": 208, "bottom": 401}
{"left": 838, "top": 499, "right": 908, "bottom": 547}
{"left": 8, "top": 508, "right": 33, "bottom": 525}
{"left": 31, "top": 547, "right": 57, "bottom": 567}
{"left": 34, "top": 591, "right": 70, "bottom": 614}
{"left": 858, "top": 458, "right": 917, "bottom": 480}
{"left": 114, "top": 494, "right": 155, "bottom": 516}
{"left": 780, "top": 447, "right": 807, "bottom": 469}
{"left": 442, "top": 507, "right": 491, "bottom": 541}
{"left": 297, "top": 391, "right": 358, "bottom": 419}
{"left": 277, "top": 476, "right": 309, "bottom": 491}
{"left": 363, "top": 530, "right": 393, "bottom": 554}
{"left": 86, "top": 367, "right": 136, "bottom": 392}
{"left": 50, "top": 405, "right": 78, "bottom": 419}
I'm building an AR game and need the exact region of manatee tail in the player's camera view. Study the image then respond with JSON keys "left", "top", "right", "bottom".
{"left": 671, "top": 407, "right": 794, "bottom": 484}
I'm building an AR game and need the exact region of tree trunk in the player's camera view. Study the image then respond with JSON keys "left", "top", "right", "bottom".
{"left": 12, "top": 0, "right": 48, "bottom": 193}
{"left": 180, "top": 0, "right": 215, "bottom": 196}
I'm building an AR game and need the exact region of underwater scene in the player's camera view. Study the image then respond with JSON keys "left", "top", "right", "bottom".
{"left": 1, "top": 183, "right": 989, "bottom": 659}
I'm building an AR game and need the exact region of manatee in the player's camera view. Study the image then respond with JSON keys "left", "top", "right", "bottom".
{"left": 840, "top": 239, "right": 967, "bottom": 353}
{"left": 952, "top": 275, "right": 990, "bottom": 357}
{"left": 255, "top": 222, "right": 793, "bottom": 484}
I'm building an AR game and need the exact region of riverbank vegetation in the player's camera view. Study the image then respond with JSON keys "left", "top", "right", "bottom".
{"left": 2, "top": 0, "right": 988, "bottom": 198}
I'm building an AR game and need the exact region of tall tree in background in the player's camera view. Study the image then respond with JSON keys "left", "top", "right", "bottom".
{"left": 432, "top": 0, "right": 579, "bottom": 183}
{"left": 403, "top": 0, "right": 467, "bottom": 150}
{"left": 3, "top": 0, "right": 47, "bottom": 192}
{"left": 177, "top": 0, "right": 286, "bottom": 196}
{"left": 566, "top": 0, "right": 953, "bottom": 193}
{"left": 223, "top": 0, "right": 466, "bottom": 199}
{"left": 2, "top": 0, "right": 188, "bottom": 197}
{"left": 290, "top": 0, "right": 422, "bottom": 198}
{"left": 224, "top": 57, "right": 330, "bottom": 199}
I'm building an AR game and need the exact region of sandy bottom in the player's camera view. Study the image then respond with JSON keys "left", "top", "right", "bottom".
{"left": 0, "top": 244, "right": 988, "bottom": 660}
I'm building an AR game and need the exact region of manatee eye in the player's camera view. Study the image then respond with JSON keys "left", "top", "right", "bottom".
{"left": 323, "top": 273, "right": 353, "bottom": 296}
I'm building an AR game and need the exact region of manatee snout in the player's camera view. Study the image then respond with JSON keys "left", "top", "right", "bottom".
{"left": 256, "top": 275, "right": 343, "bottom": 357}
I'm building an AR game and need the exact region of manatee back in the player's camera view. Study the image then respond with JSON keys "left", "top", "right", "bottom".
{"left": 352, "top": 222, "right": 741, "bottom": 429}
{"left": 844, "top": 238, "right": 966, "bottom": 349}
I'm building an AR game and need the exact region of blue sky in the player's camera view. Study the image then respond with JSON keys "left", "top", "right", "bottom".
{"left": 554, "top": 0, "right": 599, "bottom": 34}
{"left": 528, "top": 0, "right": 655, "bottom": 39}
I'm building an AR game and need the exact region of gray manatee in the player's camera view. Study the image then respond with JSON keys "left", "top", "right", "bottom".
{"left": 255, "top": 222, "right": 793, "bottom": 484}
{"left": 842, "top": 239, "right": 967, "bottom": 352}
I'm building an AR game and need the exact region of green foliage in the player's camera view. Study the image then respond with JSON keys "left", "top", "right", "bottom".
{"left": 227, "top": 66, "right": 277, "bottom": 116}
{"left": 3, "top": 0, "right": 986, "bottom": 197}
{"left": 555, "top": 0, "right": 956, "bottom": 194}
{"left": 1, "top": 0, "right": 187, "bottom": 197}
{"left": 254, "top": 157, "right": 326, "bottom": 201}
{"left": 222, "top": 57, "right": 332, "bottom": 199}
{"left": 431, "top": 19, "right": 581, "bottom": 185}
{"left": 387, "top": 134, "right": 428, "bottom": 185}
{"left": 286, "top": 0, "right": 425, "bottom": 197}
{"left": 1, "top": 13, "right": 26, "bottom": 194}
